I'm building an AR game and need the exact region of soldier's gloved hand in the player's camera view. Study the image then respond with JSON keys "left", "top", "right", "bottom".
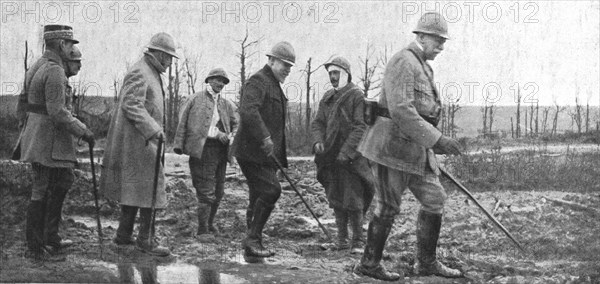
{"left": 151, "top": 131, "right": 165, "bottom": 141}
{"left": 433, "top": 136, "right": 461, "bottom": 156}
{"left": 261, "top": 136, "right": 274, "bottom": 157}
{"left": 313, "top": 143, "right": 324, "bottom": 154}
{"left": 174, "top": 148, "right": 183, "bottom": 155}
{"left": 81, "top": 129, "right": 95, "bottom": 147}
{"left": 336, "top": 152, "right": 351, "bottom": 163}
{"left": 216, "top": 131, "right": 229, "bottom": 144}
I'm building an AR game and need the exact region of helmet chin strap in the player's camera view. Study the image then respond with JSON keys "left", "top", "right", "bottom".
{"left": 329, "top": 65, "right": 349, "bottom": 90}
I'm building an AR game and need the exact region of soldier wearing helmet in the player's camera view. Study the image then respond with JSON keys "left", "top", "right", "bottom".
{"left": 311, "top": 56, "right": 375, "bottom": 254}
{"left": 354, "top": 12, "right": 463, "bottom": 280}
{"left": 99, "top": 32, "right": 178, "bottom": 257}
{"left": 173, "top": 68, "right": 238, "bottom": 242}
{"left": 232, "top": 41, "right": 295, "bottom": 260}
{"left": 65, "top": 45, "right": 83, "bottom": 77}
{"left": 12, "top": 25, "right": 94, "bottom": 261}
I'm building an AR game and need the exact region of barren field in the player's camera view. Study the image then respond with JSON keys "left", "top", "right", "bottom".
{"left": 1, "top": 152, "right": 599, "bottom": 283}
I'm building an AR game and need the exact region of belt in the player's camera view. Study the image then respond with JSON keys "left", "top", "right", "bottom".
{"left": 377, "top": 107, "right": 438, "bottom": 127}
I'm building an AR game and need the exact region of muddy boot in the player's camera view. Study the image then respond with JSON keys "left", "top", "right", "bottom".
{"left": 242, "top": 198, "right": 275, "bottom": 258}
{"left": 25, "top": 200, "right": 65, "bottom": 262}
{"left": 353, "top": 216, "right": 401, "bottom": 281}
{"left": 208, "top": 202, "right": 220, "bottom": 234}
{"left": 196, "top": 203, "right": 215, "bottom": 243}
{"left": 136, "top": 208, "right": 170, "bottom": 257}
{"left": 349, "top": 210, "right": 365, "bottom": 254}
{"left": 45, "top": 183, "right": 73, "bottom": 252}
{"left": 333, "top": 208, "right": 349, "bottom": 250}
{"left": 114, "top": 205, "right": 138, "bottom": 245}
{"left": 414, "top": 210, "right": 462, "bottom": 278}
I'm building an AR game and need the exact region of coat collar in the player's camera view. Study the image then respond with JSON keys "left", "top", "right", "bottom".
{"left": 261, "top": 64, "right": 279, "bottom": 84}
{"left": 408, "top": 42, "right": 427, "bottom": 63}
{"left": 323, "top": 82, "right": 356, "bottom": 103}
{"left": 143, "top": 51, "right": 166, "bottom": 73}
{"left": 42, "top": 50, "right": 64, "bottom": 68}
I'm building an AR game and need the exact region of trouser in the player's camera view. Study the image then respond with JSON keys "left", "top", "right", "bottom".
{"left": 189, "top": 140, "right": 228, "bottom": 205}
{"left": 237, "top": 159, "right": 281, "bottom": 207}
{"left": 371, "top": 163, "right": 447, "bottom": 219}
{"left": 26, "top": 163, "right": 74, "bottom": 251}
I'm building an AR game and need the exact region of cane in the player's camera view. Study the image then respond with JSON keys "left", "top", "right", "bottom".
{"left": 440, "top": 166, "right": 526, "bottom": 253}
{"left": 88, "top": 142, "right": 104, "bottom": 257}
{"left": 270, "top": 156, "right": 333, "bottom": 241}
{"left": 150, "top": 135, "right": 164, "bottom": 242}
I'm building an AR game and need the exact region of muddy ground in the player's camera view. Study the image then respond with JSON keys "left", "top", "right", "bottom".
{"left": 1, "top": 154, "right": 599, "bottom": 283}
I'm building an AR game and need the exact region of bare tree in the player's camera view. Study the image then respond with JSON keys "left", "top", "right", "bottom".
{"left": 300, "top": 57, "right": 326, "bottom": 136}
{"left": 535, "top": 102, "right": 539, "bottom": 135}
{"left": 358, "top": 43, "right": 381, "bottom": 98}
{"left": 488, "top": 103, "right": 495, "bottom": 134}
{"left": 235, "top": 27, "right": 263, "bottom": 101}
{"left": 481, "top": 104, "right": 488, "bottom": 135}
{"left": 448, "top": 102, "right": 461, "bottom": 138}
{"left": 552, "top": 101, "right": 565, "bottom": 136}
{"left": 165, "top": 61, "right": 185, "bottom": 143}
{"left": 541, "top": 106, "right": 551, "bottom": 133}
{"left": 516, "top": 88, "right": 522, "bottom": 138}
{"left": 183, "top": 51, "right": 202, "bottom": 95}
{"left": 569, "top": 96, "right": 583, "bottom": 134}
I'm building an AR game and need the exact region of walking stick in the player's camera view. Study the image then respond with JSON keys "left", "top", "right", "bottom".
{"left": 270, "top": 156, "right": 333, "bottom": 241}
{"left": 88, "top": 142, "right": 104, "bottom": 257}
{"left": 150, "top": 135, "right": 164, "bottom": 242}
{"left": 439, "top": 166, "right": 526, "bottom": 253}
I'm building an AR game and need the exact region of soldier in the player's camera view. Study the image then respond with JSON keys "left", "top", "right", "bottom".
{"left": 354, "top": 13, "right": 463, "bottom": 280}
{"left": 174, "top": 68, "right": 239, "bottom": 242}
{"left": 14, "top": 25, "right": 94, "bottom": 260}
{"left": 232, "top": 41, "right": 295, "bottom": 259}
{"left": 99, "top": 32, "right": 178, "bottom": 257}
{"left": 311, "top": 56, "right": 375, "bottom": 253}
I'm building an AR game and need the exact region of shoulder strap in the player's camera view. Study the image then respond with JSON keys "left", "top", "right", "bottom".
{"left": 332, "top": 86, "right": 361, "bottom": 124}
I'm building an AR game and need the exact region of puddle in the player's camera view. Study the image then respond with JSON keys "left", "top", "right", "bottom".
{"left": 94, "top": 260, "right": 249, "bottom": 284}
{"left": 69, "top": 215, "right": 119, "bottom": 229}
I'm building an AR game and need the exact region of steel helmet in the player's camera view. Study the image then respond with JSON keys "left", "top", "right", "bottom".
{"left": 68, "top": 45, "right": 82, "bottom": 61}
{"left": 147, "top": 32, "right": 179, "bottom": 58}
{"left": 266, "top": 41, "right": 295, "bottom": 66}
{"left": 205, "top": 68, "right": 230, "bottom": 84}
{"left": 324, "top": 56, "right": 351, "bottom": 75}
{"left": 412, "top": 12, "right": 449, "bottom": 39}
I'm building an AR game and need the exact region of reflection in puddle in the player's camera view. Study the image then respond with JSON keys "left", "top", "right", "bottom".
{"left": 116, "top": 262, "right": 249, "bottom": 284}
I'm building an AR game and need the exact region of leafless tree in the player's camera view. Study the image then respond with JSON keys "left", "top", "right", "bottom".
{"left": 516, "top": 88, "right": 522, "bottom": 138}
{"left": 166, "top": 61, "right": 185, "bottom": 143}
{"left": 358, "top": 43, "right": 380, "bottom": 98}
{"left": 183, "top": 51, "right": 202, "bottom": 95}
{"left": 541, "top": 106, "right": 551, "bottom": 133}
{"left": 569, "top": 96, "right": 583, "bottom": 134}
{"left": 552, "top": 101, "right": 565, "bottom": 136}
{"left": 235, "top": 27, "right": 263, "bottom": 102}
{"left": 300, "top": 57, "right": 326, "bottom": 136}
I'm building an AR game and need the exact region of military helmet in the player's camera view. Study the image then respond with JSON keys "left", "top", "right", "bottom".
{"left": 68, "top": 46, "right": 82, "bottom": 61}
{"left": 43, "top": 24, "right": 79, "bottom": 43}
{"left": 324, "top": 56, "right": 351, "bottom": 75}
{"left": 412, "top": 12, "right": 449, "bottom": 39}
{"left": 266, "top": 41, "right": 295, "bottom": 66}
{"left": 147, "top": 32, "right": 179, "bottom": 58}
{"left": 205, "top": 68, "right": 230, "bottom": 84}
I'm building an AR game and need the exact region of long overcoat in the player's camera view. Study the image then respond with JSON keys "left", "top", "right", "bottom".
{"left": 99, "top": 52, "right": 167, "bottom": 209}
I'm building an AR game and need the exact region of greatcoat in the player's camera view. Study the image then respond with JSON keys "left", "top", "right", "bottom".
{"left": 99, "top": 52, "right": 168, "bottom": 209}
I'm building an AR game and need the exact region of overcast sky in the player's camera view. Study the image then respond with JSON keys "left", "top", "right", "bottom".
{"left": 1, "top": 1, "right": 599, "bottom": 107}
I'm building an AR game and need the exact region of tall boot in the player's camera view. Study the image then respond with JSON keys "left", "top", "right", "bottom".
{"left": 208, "top": 202, "right": 220, "bottom": 234}
{"left": 353, "top": 216, "right": 401, "bottom": 281}
{"left": 333, "top": 208, "right": 349, "bottom": 250}
{"left": 25, "top": 200, "right": 65, "bottom": 261}
{"left": 414, "top": 210, "right": 462, "bottom": 278}
{"left": 45, "top": 180, "right": 73, "bottom": 251}
{"left": 349, "top": 210, "right": 365, "bottom": 254}
{"left": 114, "top": 205, "right": 138, "bottom": 245}
{"left": 242, "top": 198, "right": 275, "bottom": 258}
{"left": 136, "top": 208, "right": 170, "bottom": 257}
{"left": 196, "top": 203, "right": 211, "bottom": 235}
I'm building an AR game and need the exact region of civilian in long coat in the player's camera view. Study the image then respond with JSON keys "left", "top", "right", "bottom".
{"left": 14, "top": 25, "right": 94, "bottom": 261}
{"left": 311, "top": 57, "right": 374, "bottom": 254}
{"left": 231, "top": 41, "right": 295, "bottom": 259}
{"left": 99, "top": 32, "right": 178, "bottom": 257}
